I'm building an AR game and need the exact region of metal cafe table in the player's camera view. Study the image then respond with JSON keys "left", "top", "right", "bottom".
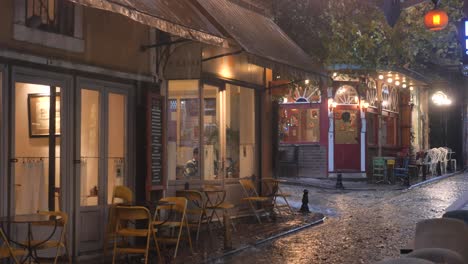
{"left": 0, "top": 213, "right": 60, "bottom": 263}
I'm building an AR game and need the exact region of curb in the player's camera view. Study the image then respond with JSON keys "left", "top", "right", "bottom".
{"left": 408, "top": 171, "right": 462, "bottom": 190}
{"left": 202, "top": 215, "right": 326, "bottom": 263}
{"left": 280, "top": 179, "right": 405, "bottom": 191}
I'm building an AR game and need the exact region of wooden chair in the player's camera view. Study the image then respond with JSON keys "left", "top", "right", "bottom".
{"left": 30, "top": 211, "right": 71, "bottom": 264}
{"left": 262, "top": 179, "right": 293, "bottom": 215}
{"left": 112, "top": 206, "right": 157, "bottom": 264}
{"left": 175, "top": 190, "right": 208, "bottom": 242}
{"left": 239, "top": 179, "right": 270, "bottom": 224}
{"left": 0, "top": 227, "right": 26, "bottom": 264}
{"left": 372, "top": 157, "right": 386, "bottom": 183}
{"left": 104, "top": 185, "right": 134, "bottom": 255}
{"left": 152, "top": 197, "right": 193, "bottom": 259}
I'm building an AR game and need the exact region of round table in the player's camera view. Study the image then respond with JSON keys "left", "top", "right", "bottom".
{"left": 0, "top": 213, "right": 60, "bottom": 263}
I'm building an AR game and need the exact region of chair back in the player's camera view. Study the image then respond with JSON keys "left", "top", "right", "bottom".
{"left": 373, "top": 158, "right": 385, "bottom": 168}
{"left": 155, "top": 197, "right": 188, "bottom": 219}
{"left": 176, "top": 190, "right": 204, "bottom": 209}
{"left": 414, "top": 218, "right": 468, "bottom": 262}
{"left": 239, "top": 179, "right": 260, "bottom": 197}
{"left": 112, "top": 185, "right": 134, "bottom": 204}
{"left": 115, "top": 206, "right": 151, "bottom": 222}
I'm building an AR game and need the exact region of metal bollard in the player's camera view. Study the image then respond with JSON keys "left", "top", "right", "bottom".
{"left": 335, "top": 173, "right": 344, "bottom": 189}
{"left": 299, "top": 189, "right": 310, "bottom": 213}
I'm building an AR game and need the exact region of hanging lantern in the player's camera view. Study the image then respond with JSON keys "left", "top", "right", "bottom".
{"left": 424, "top": 9, "right": 449, "bottom": 31}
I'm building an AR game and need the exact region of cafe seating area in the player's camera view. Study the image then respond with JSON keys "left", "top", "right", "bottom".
{"left": 371, "top": 147, "right": 457, "bottom": 186}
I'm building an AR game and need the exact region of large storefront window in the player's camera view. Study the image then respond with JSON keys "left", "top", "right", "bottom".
{"left": 168, "top": 81, "right": 255, "bottom": 180}
{"left": 226, "top": 84, "right": 255, "bottom": 178}
{"left": 168, "top": 80, "right": 200, "bottom": 180}
{"left": 279, "top": 107, "right": 320, "bottom": 143}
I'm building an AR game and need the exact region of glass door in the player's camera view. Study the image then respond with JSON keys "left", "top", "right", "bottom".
{"left": 76, "top": 80, "right": 128, "bottom": 253}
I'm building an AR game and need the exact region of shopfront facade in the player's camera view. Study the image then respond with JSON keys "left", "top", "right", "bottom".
{"left": 275, "top": 71, "right": 429, "bottom": 179}
{"left": 0, "top": 0, "right": 157, "bottom": 259}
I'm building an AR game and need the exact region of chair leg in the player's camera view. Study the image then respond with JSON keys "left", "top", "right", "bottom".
{"left": 152, "top": 231, "right": 162, "bottom": 263}
{"left": 185, "top": 217, "right": 194, "bottom": 254}
{"left": 247, "top": 200, "right": 262, "bottom": 224}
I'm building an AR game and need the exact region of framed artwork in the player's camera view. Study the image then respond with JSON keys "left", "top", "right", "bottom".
{"left": 28, "top": 93, "right": 61, "bottom": 137}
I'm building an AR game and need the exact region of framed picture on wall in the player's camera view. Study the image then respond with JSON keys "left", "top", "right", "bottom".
{"left": 28, "top": 93, "right": 61, "bottom": 137}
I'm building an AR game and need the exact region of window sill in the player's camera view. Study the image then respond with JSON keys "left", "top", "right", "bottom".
{"left": 13, "top": 24, "right": 84, "bottom": 53}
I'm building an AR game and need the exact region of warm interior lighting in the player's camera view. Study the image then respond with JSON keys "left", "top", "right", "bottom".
{"left": 333, "top": 72, "right": 338, "bottom": 77}
{"left": 395, "top": 81, "right": 400, "bottom": 86}
{"left": 387, "top": 78, "right": 393, "bottom": 83}
{"left": 402, "top": 84, "right": 407, "bottom": 88}
{"left": 305, "top": 79, "right": 310, "bottom": 84}
{"left": 378, "top": 75, "right": 384, "bottom": 80}
{"left": 382, "top": 100, "right": 388, "bottom": 107}
{"left": 432, "top": 91, "right": 452, "bottom": 106}
{"left": 409, "top": 86, "right": 414, "bottom": 91}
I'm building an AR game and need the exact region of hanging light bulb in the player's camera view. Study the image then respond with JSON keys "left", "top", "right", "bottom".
{"left": 387, "top": 78, "right": 393, "bottom": 83}
{"left": 402, "top": 83, "right": 407, "bottom": 88}
{"left": 395, "top": 81, "right": 400, "bottom": 86}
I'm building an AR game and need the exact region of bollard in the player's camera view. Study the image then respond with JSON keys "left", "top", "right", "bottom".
{"left": 335, "top": 173, "right": 344, "bottom": 189}
{"left": 223, "top": 210, "right": 232, "bottom": 250}
{"left": 299, "top": 189, "right": 310, "bottom": 213}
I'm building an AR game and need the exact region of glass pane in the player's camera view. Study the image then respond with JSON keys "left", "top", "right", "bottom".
{"left": 226, "top": 85, "right": 255, "bottom": 178}
{"left": 107, "top": 93, "right": 126, "bottom": 204}
{"left": 167, "top": 80, "right": 200, "bottom": 180}
{"left": 279, "top": 108, "right": 319, "bottom": 143}
{"left": 203, "top": 85, "right": 220, "bottom": 180}
{"left": 14, "top": 83, "right": 61, "bottom": 214}
{"left": 334, "top": 109, "right": 359, "bottom": 144}
{"left": 80, "top": 89, "right": 100, "bottom": 206}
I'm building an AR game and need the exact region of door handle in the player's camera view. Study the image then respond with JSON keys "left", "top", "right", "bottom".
{"left": 9, "top": 158, "right": 18, "bottom": 163}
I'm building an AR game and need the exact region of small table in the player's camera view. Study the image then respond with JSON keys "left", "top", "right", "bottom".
{"left": 0, "top": 214, "right": 60, "bottom": 264}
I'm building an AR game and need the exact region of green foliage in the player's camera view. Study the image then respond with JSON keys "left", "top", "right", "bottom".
{"left": 275, "top": 0, "right": 464, "bottom": 70}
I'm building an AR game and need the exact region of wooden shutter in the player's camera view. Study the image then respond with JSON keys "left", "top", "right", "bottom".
{"left": 146, "top": 93, "right": 165, "bottom": 200}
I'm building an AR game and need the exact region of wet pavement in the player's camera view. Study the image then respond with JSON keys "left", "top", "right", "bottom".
{"left": 215, "top": 172, "right": 468, "bottom": 264}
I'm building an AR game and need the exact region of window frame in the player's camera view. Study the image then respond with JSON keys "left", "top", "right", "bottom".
{"left": 14, "top": 0, "right": 84, "bottom": 52}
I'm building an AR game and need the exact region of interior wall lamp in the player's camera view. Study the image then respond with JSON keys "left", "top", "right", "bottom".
{"left": 328, "top": 98, "right": 337, "bottom": 112}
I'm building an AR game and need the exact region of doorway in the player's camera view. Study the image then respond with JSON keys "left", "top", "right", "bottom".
{"left": 333, "top": 85, "right": 361, "bottom": 171}
{"left": 75, "top": 78, "right": 130, "bottom": 254}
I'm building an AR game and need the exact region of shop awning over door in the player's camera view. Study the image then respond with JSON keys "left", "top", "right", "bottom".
{"left": 196, "top": 0, "right": 326, "bottom": 77}
{"left": 68, "top": 0, "right": 227, "bottom": 47}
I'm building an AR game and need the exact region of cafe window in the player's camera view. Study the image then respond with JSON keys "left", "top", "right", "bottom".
{"left": 279, "top": 107, "right": 320, "bottom": 143}
{"left": 382, "top": 116, "right": 397, "bottom": 146}
{"left": 167, "top": 80, "right": 200, "bottom": 181}
{"left": 26, "top": 0, "right": 75, "bottom": 36}
{"left": 366, "top": 80, "right": 378, "bottom": 108}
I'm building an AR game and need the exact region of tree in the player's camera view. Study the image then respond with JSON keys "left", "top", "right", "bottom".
{"left": 274, "top": 0, "right": 464, "bottom": 71}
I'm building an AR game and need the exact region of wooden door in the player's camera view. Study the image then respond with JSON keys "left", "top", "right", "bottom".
{"left": 334, "top": 107, "right": 361, "bottom": 170}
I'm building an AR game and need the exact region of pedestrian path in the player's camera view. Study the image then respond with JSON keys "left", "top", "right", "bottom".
{"left": 446, "top": 190, "right": 468, "bottom": 211}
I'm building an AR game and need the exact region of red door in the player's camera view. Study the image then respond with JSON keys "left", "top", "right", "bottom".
{"left": 334, "top": 107, "right": 360, "bottom": 171}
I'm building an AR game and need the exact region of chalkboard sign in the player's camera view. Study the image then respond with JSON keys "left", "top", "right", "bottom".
{"left": 146, "top": 94, "right": 165, "bottom": 196}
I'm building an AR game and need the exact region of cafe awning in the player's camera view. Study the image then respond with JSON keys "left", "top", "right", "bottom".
{"left": 196, "top": 0, "right": 326, "bottom": 77}
{"left": 68, "top": 0, "right": 227, "bottom": 47}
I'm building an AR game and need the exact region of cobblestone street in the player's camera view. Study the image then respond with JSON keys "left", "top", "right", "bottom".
{"left": 217, "top": 173, "right": 468, "bottom": 264}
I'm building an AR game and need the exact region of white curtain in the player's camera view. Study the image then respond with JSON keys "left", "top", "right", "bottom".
{"left": 15, "top": 160, "right": 47, "bottom": 215}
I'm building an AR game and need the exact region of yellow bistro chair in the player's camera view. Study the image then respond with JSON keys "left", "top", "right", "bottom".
{"left": 153, "top": 197, "right": 193, "bottom": 259}
{"left": 262, "top": 179, "right": 293, "bottom": 215}
{"left": 104, "top": 185, "right": 134, "bottom": 255}
{"left": 0, "top": 227, "right": 26, "bottom": 264}
{"left": 30, "top": 211, "right": 71, "bottom": 264}
{"left": 239, "top": 179, "right": 270, "bottom": 224}
{"left": 112, "top": 206, "right": 157, "bottom": 264}
{"left": 175, "top": 190, "right": 208, "bottom": 242}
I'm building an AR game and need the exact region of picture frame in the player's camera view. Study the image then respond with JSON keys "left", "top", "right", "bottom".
{"left": 28, "top": 93, "right": 61, "bottom": 138}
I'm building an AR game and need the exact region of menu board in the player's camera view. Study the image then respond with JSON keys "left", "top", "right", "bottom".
{"left": 147, "top": 94, "right": 165, "bottom": 189}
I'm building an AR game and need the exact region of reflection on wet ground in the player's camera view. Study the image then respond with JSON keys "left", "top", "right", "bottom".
{"left": 217, "top": 173, "right": 468, "bottom": 264}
